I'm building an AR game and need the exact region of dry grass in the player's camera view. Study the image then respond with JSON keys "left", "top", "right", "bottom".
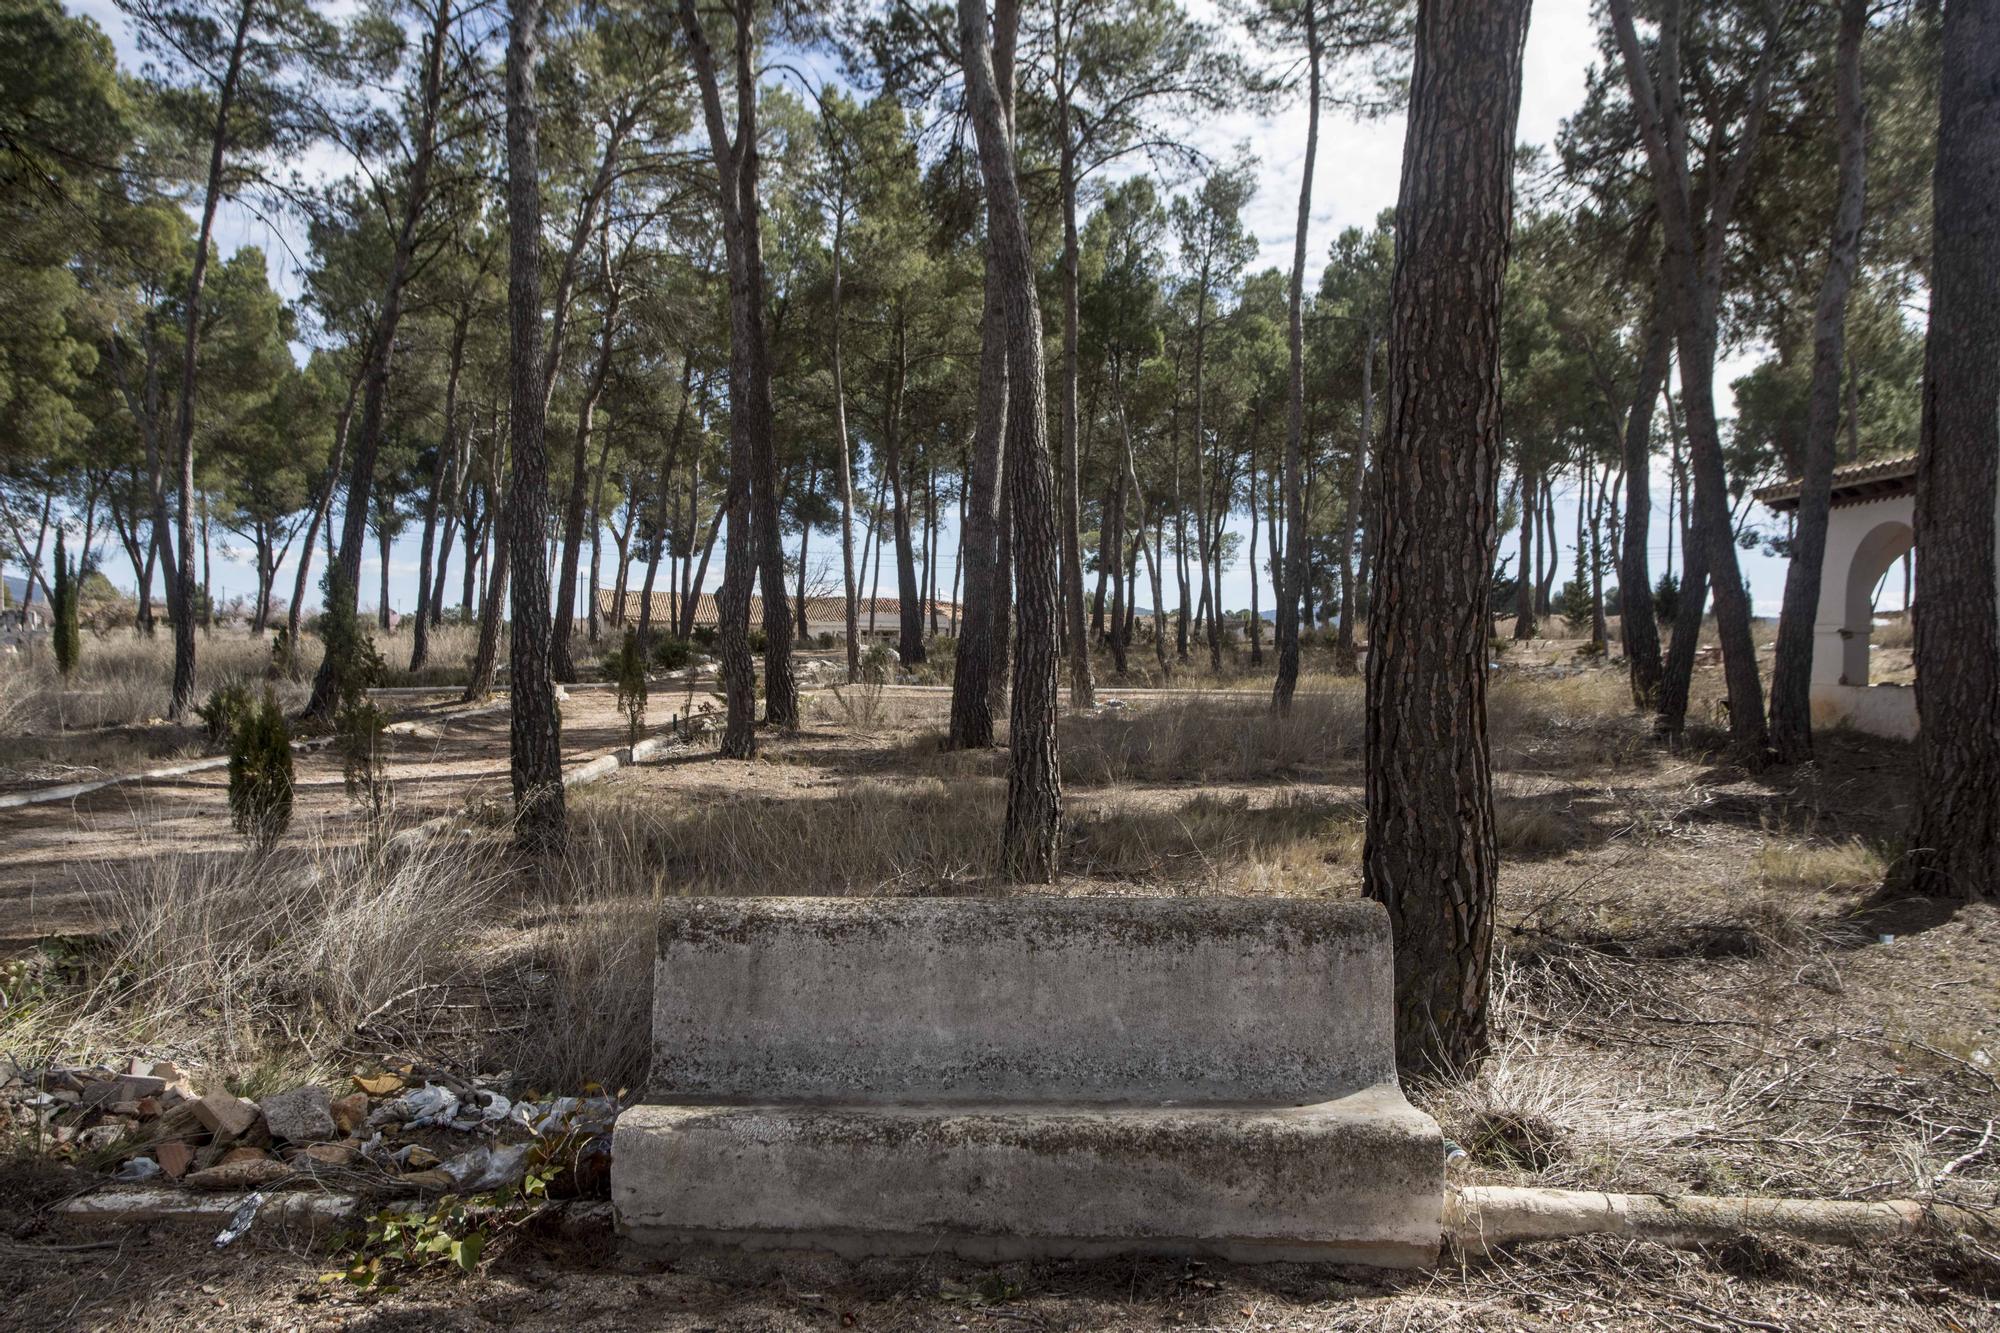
{"left": 1753, "top": 838, "right": 1890, "bottom": 893}
{"left": 1060, "top": 684, "right": 1367, "bottom": 784}
{"left": 0, "top": 830, "right": 510, "bottom": 1093}
{"left": 1057, "top": 670, "right": 1647, "bottom": 787}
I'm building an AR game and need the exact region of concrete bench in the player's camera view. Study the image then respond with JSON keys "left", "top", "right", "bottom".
{"left": 611, "top": 896, "right": 1443, "bottom": 1267}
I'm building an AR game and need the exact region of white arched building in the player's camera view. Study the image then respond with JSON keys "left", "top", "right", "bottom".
{"left": 1756, "top": 455, "right": 1918, "bottom": 740}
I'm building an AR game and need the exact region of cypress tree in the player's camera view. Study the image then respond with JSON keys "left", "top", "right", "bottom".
{"left": 52, "top": 530, "right": 79, "bottom": 677}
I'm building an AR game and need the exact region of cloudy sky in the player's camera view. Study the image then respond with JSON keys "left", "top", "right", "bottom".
{"left": 58, "top": 0, "right": 1808, "bottom": 624}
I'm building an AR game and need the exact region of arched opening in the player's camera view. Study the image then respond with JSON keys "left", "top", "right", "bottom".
{"left": 1839, "top": 519, "right": 1914, "bottom": 686}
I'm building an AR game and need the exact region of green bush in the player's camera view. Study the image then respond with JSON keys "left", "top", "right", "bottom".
{"left": 650, "top": 636, "right": 694, "bottom": 672}
{"left": 613, "top": 629, "right": 647, "bottom": 747}
{"left": 690, "top": 626, "right": 717, "bottom": 649}
{"left": 861, "top": 643, "right": 894, "bottom": 685}
{"left": 748, "top": 628, "right": 767, "bottom": 654}
{"left": 228, "top": 691, "right": 294, "bottom": 844}
{"left": 195, "top": 680, "right": 255, "bottom": 747}
{"left": 1653, "top": 572, "right": 1682, "bottom": 626}
{"left": 816, "top": 631, "right": 836, "bottom": 650}
{"left": 322, "top": 566, "right": 390, "bottom": 818}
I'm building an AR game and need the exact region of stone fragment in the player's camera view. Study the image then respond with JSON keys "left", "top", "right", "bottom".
{"left": 330, "top": 1093, "right": 368, "bottom": 1135}
{"left": 291, "top": 1142, "right": 360, "bottom": 1169}
{"left": 184, "top": 1158, "right": 291, "bottom": 1190}
{"left": 156, "top": 1142, "right": 195, "bottom": 1178}
{"left": 219, "top": 1146, "right": 271, "bottom": 1165}
{"left": 192, "top": 1091, "right": 261, "bottom": 1142}
{"left": 259, "top": 1087, "right": 335, "bottom": 1144}
{"left": 82, "top": 1074, "right": 168, "bottom": 1107}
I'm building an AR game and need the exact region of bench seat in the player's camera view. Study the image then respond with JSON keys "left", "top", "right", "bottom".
{"left": 615, "top": 1088, "right": 1441, "bottom": 1265}
{"left": 612, "top": 896, "right": 1444, "bottom": 1266}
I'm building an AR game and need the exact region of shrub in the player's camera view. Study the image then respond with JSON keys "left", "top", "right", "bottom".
{"left": 650, "top": 635, "right": 694, "bottom": 672}
{"left": 195, "top": 680, "right": 255, "bottom": 746}
{"left": 1653, "top": 572, "right": 1682, "bottom": 626}
{"left": 1559, "top": 573, "right": 1595, "bottom": 633}
{"left": 690, "top": 625, "right": 717, "bottom": 649}
{"left": 613, "top": 629, "right": 647, "bottom": 747}
{"left": 228, "top": 690, "right": 294, "bottom": 845}
{"left": 861, "top": 642, "right": 894, "bottom": 684}
{"left": 816, "top": 631, "right": 835, "bottom": 649}
{"left": 748, "top": 627, "right": 768, "bottom": 654}
{"left": 322, "top": 566, "right": 390, "bottom": 817}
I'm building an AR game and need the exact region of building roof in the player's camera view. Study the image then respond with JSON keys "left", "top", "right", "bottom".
{"left": 597, "top": 589, "right": 961, "bottom": 628}
{"left": 1755, "top": 454, "right": 1918, "bottom": 513}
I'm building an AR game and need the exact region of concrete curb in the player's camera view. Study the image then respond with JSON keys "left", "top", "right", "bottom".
{"left": 1444, "top": 1186, "right": 2000, "bottom": 1256}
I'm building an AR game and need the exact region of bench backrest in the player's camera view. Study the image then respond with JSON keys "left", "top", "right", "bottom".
{"left": 649, "top": 895, "right": 1398, "bottom": 1104}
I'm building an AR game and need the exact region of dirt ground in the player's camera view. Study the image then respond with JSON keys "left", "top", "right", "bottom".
{"left": 0, "top": 690, "right": 671, "bottom": 948}
{"left": 2, "top": 650, "right": 1996, "bottom": 1330}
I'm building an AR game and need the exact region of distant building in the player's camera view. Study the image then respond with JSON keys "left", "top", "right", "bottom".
{"left": 1755, "top": 454, "right": 1922, "bottom": 739}
{"left": 597, "top": 590, "right": 961, "bottom": 642}
{"left": 1, "top": 573, "right": 51, "bottom": 630}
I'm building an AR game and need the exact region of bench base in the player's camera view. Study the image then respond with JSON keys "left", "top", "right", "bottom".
{"left": 612, "top": 1089, "right": 1443, "bottom": 1269}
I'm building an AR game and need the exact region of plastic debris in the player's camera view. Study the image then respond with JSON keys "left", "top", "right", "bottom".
{"left": 439, "top": 1142, "right": 530, "bottom": 1192}
{"left": 370, "top": 1083, "right": 459, "bottom": 1129}
{"left": 113, "top": 1156, "right": 162, "bottom": 1182}
{"left": 212, "top": 1190, "right": 266, "bottom": 1248}
{"left": 448, "top": 1089, "right": 513, "bottom": 1133}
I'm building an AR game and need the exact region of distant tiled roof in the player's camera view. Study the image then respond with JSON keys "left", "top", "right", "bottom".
{"left": 1755, "top": 454, "right": 1918, "bottom": 513}
{"left": 597, "top": 590, "right": 960, "bottom": 627}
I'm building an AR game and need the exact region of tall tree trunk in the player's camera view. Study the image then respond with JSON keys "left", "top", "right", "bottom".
{"left": 1610, "top": 0, "right": 1775, "bottom": 760}
{"left": 949, "top": 243, "right": 1009, "bottom": 745}
{"left": 962, "top": 0, "right": 1059, "bottom": 881}
{"left": 551, "top": 233, "right": 620, "bottom": 683}
{"left": 1770, "top": 0, "right": 1868, "bottom": 762}
{"left": 1273, "top": 6, "right": 1321, "bottom": 709}
{"left": 412, "top": 308, "right": 469, "bottom": 671}
{"left": 1364, "top": 0, "right": 1528, "bottom": 1078}
{"left": 165, "top": 0, "right": 254, "bottom": 717}
{"left": 885, "top": 325, "right": 926, "bottom": 664}
{"left": 1619, "top": 291, "right": 1670, "bottom": 706}
{"left": 1053, "top": 4, "right": 1093, "bottom": 709}
{"left": 829, "top": 193, "right": 862, "bottom": 684}
{"left": 503, "top": 0, "right": 564, "bottom": 852}
{"left": 1903, "top": 0, "right": 2000, "bottom": 900}
{"left": 681, "top": 0, "right": 795, "bottom": 737}
{"left": 1336, "top": 326, "right": 1377, "bottom": 673}
{"left": 1513, "top": 466, "right": 1537, "bottom": 638}
{"left": 306, "top": 0, "right": 454, "bottom": 720}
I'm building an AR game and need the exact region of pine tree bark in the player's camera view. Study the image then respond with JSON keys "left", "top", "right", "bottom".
{"left": 1770, "top": 0, "right": 1868, "bottom": 762}
{"left": 1903, "top": 0, "right": 2000, "bottom": 901}
{"left": 503, "top": 0, "right": 565, "bottom": 855}
{"left": 961, "top": 0, "right": 1060, "bottom": 881}
{"left": 1364, "top": 0, "right": 1529, "bottom": 1078}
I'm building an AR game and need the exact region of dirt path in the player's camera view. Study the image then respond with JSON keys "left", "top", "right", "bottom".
{"left": 0, "top": 694, "right": 685, "bottom": 949}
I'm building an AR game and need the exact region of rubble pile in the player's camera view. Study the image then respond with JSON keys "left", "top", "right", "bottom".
{"left": 3, "top": 1057, "right": 618, "bottom": 1200}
